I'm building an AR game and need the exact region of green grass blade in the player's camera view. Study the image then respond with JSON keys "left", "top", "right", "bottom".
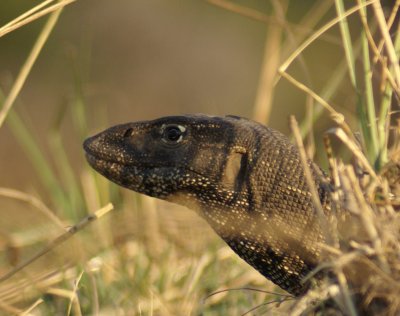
{"left": 359, "top": 0, "right": 380, "bottom": 168}
{"left": 377, "top": 22, "right": 400, "bottom": 168}
{"left": 334, "top": 0, "right": 357, "bottom": 87}
{"left": 361, "top": 29, "right": 379, "bottom": 166}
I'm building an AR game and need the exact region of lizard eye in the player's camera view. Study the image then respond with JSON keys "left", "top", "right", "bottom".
{"left": 162, "top": 125, "right": 185, "bottom": 144}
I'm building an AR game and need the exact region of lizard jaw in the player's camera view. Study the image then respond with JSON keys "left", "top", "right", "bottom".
{"left": 85, "top": 152, "right": 182, "bottom": 200}
{"left": 85, "top": 152, "right": 145, "bottom": 191}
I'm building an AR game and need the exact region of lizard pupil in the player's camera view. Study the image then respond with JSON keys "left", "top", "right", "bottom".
{"left": 162, "top": 125, "right": 185, "bottom": 144}
{"left": 165, "top": 126, "right": 181, "bottom": 141}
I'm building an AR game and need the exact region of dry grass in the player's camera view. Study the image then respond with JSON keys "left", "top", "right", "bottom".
{"left": 0, "top": 0, "right": 399, "bottom": 315}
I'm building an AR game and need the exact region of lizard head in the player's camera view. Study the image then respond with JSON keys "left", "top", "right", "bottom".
{"left": 84, "top": 115, "right": 327, "bottom": 295}
{"left": 83, "top": 115, "right": 250, "bottom": 206}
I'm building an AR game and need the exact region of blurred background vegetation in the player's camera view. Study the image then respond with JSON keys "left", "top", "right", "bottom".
{"left": 0, "top": 0, "right": 361, "bottom": 190}
{"left": 0, "top": 0, "right": 398, "bottom": 315}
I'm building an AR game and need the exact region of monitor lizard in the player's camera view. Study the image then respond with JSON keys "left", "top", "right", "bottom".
{"left": 83, "top": 114, "right": 332, "bottom": 296}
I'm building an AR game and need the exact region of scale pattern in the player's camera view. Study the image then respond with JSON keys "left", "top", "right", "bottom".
{"left": 83, "top": 115, "right": 331, "bottom": 295}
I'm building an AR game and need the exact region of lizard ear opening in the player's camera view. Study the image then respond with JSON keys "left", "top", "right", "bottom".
{"left": 222, "top": 151, "right": 247, "bottom": 191}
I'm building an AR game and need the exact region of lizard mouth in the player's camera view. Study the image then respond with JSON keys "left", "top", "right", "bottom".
{"left": 85, "top": 152, "right": 124, "bottom": 175}
{"left": 85, "top": 152, "right": 106, "bottom": 166}
{"left": 83, "top": 136, "right": 129, "bottom": 167}
{"left": 84, "top": 151, "right": 147, "bottom": 192}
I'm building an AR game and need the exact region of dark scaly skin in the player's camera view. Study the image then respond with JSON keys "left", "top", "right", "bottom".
{"left": 83, "top": 115, "right": 331, "bottom": 295}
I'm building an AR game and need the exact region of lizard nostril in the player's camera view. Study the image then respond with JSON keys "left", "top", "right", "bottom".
{"left": 123, "top": 128, "right": 133, "bottom": 138}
